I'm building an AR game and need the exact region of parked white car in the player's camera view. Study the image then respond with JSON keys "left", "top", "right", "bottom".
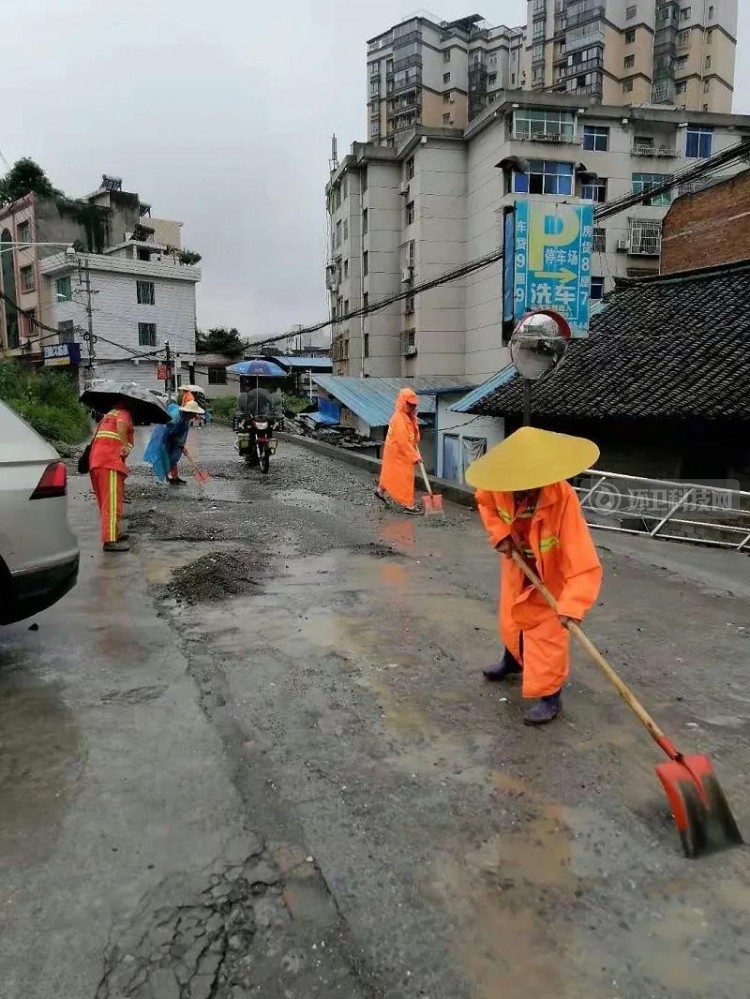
{"left": 0, "top": 400, "right": 79, "bottom": 625}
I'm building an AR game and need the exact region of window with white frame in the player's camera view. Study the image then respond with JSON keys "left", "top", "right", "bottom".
{"left": 628, "top": 219, "right": 662, "bottom": 255}
{"left": 581, "top": 178, "right": 607, "bottom": 202}
{"left": 632, "top": 173, "right": 672, "bottom": 205}
{"left": 512, "top": 108, "right": 576, "bottom": 140}
{"left": 590, "top": 276, "right": 605, "bottom": 300}
{"left": 686, "top": 125, "right": 713, "bottom": 158}
{"left": 582, "top": 125, "right": 609, "bottom": 151}
{"left": 593, "top": 227, "right": 606, "bottom": 252}
{"left": 513, "top": 160, "right": 574, "bottom": 196}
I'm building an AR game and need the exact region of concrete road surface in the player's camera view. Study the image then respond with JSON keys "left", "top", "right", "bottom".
{"left": 1, "top": 426, "right": 748, "bottom": 999}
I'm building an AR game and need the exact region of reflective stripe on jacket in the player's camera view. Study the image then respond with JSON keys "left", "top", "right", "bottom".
{"left": 89, "top": 408, "right": 134, "bottom": 476}
{"left": 475, "top": 480, "right": 602, "bottom": 620}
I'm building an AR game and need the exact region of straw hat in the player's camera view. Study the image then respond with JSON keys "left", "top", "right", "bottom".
{"left": 180, "top": 400, "right": 205, "bottom": 415}
{"left": 465, "top": 427, "right": 599, "bottom": 492}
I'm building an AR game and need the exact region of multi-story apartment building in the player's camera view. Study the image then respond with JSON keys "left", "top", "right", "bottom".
{"left": 366, "top": 4, "right": 737, "bottom": 147}
{"left": 526, "top": 0, "right": 737, "bottom": 111}
{"left": 327, "top": 92, "right": 750, "bottom": 381}
{"left": 367, "top": 15, "right": 525, "bottom": 143}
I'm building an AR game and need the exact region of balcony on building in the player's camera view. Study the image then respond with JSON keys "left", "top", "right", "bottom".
{"left": 631, "top": 133, "right": 678, "bottom": 157}
{"left": 651, "top": 77, "right": 677, "bottom": 105}
{"left": 565, "top": 3, "right": 605, "bottom": 30}
{"left": 532, "top": 0, "right": 547, "bottom": 21}
{"left": 510, "top": 108, "right": 579, "bottom": 144}
{"left": 367, "top": 31, "right": 394, "bottom": 55}
{"left": 565, "top": 23, "right": 605, "bottom": 54}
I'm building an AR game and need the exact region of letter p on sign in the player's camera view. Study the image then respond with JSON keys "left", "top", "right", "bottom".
{"left": 528, "top": 206, "right": 580, "bottom": 272}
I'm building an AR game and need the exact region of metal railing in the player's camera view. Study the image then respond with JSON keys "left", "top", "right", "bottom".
{"left": 574, "top": 471, "right": 750, "bottom": 552}
{"left": 511, "top": 129, "right": 580, "bottom": 143}
{"left": 632, "top": 143, "right": 677, "bottom": 157}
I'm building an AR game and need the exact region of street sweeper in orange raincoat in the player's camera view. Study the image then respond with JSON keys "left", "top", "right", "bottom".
{"left": 468, "top": 427, "right": 603, "bottom": 725}
{"left": 89, "top": 402, "right": 135, "bottom": 553}
{"left": 375, "top": 388, "right": 421, "bottom": 512}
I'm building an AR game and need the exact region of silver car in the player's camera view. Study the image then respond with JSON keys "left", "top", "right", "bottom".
{"left": 0, "top": 400, "right": 79, "bottom": 625}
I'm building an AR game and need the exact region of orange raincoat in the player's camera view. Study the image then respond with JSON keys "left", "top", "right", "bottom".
{"left": 476, "top": 481, "right": 602, "bottom": 698}
{"left": 89, "top": 408, "right": 134, "bottom": 544}
{"left": 378, "top": 388, "right": 420, "bottom": 508}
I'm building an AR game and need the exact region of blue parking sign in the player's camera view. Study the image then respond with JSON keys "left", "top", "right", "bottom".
{"left": 513, "top": 201, "right": 594, "bottom": 337}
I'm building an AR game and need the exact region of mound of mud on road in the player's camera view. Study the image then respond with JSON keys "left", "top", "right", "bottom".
{"left": 166, "top": 550, "right": 263, "bottom": 604}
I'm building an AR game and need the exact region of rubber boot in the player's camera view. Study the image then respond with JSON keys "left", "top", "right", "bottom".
{"left": 523, "top": 690, "right": 562, "bottom": 726}
{"left": 103, "top": 540, "right": 131, "bottom": 553}
{"left": 482, "top": 648, "right": 523, "bottom": 682}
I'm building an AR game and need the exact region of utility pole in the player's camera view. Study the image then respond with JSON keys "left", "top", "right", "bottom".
{"left": 79, "top": 255, "right": 97, "bottom": 385}
{"left": 164, "top": 340, "right": 172, "bottom": 400}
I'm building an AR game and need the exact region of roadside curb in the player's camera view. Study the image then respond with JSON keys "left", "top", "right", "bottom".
{"left": 276, "top": 432, "right": 477, "bottom": 509}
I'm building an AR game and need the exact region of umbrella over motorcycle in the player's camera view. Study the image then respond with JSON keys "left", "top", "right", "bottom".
{"left": 80, "top": 381, "right": 171, "bottom": 425}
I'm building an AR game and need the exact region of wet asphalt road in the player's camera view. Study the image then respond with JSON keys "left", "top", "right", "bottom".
{"left": 1, "top": 425, "right": 749, "bottom": 999}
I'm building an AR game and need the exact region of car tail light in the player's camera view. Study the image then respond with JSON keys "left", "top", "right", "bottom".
{"left": 30, "top": 461, "right": 67, "bottom": 500}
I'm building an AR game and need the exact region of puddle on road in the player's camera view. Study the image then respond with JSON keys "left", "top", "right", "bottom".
{"left": 0, "top": 682, "right": 83, "bottom": 864}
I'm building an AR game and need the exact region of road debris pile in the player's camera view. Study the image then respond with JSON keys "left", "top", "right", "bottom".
{"left": 166, "top": 551, "right": 264, "bottom": 604}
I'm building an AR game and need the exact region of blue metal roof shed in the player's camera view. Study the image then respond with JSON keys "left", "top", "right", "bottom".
{"left": 450, "top": 365, "right": 517, "bottom": 413}
{"left": 312, "top": 375, "right": 479, "bottom": 429}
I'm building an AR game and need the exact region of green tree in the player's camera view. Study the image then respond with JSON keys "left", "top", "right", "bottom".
{"left": 196, "top": 326, "right": 245, "bottom": 358}
{"left": 0, "top": 158, "right": 63, "bottom": 207}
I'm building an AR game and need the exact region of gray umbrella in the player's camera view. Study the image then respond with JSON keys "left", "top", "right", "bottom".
{"left": 80, "top": 380, "right": 172, "bottom": 425}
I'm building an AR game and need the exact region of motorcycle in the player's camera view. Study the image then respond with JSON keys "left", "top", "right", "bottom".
{"left": 234, "top": 414, "right": 277, "bottom": 473}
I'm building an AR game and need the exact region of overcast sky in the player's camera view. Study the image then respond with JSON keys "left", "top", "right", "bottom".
{"left": 1, "top": 1, "right": 747, "bottom": 341}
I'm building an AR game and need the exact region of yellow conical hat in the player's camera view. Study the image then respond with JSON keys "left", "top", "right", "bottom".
{"left": 466, "top": 427, "right": 600, "bottom": 492}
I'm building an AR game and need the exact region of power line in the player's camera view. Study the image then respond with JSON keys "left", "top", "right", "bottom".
{"left": 0, "top": 288, "right": 167, "bottom": 361}
{"left": 245, "top": 137, "right": 750, "bottom": 348}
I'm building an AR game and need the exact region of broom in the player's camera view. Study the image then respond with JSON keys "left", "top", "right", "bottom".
{"left": 183, "top": 449, "right": 211, "bottom": 485}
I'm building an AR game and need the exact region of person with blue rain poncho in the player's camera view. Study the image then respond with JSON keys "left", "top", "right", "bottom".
{"left": 144, "top": 399, "right": 205, "bottom": 484}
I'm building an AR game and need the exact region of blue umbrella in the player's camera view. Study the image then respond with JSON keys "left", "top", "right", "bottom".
{"left": 227, "top": 360, "right": 287, "bottom": 377}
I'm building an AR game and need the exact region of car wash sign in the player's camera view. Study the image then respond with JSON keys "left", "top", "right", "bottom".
{"left": 513, "top": 201, "right": 594, "bottom": 337}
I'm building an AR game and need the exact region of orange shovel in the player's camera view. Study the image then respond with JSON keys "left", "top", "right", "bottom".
{"left": 418, "top": 457, "right": 444, "bottom": 516}
{"left": 510, "top": 548, "right": 743, "bottom": 859}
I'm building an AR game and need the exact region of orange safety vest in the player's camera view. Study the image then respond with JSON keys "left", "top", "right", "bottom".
{"left": 89, "top": 409, "right": 134, "bottom": 476}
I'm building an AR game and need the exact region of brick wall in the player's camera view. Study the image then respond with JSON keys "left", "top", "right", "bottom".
{"left": 661, "top": 171, "right": 750, "bottom": 274}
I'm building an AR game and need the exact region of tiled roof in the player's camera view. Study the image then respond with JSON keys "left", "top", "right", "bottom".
{"left": 464, "top": 261, "right": 750, "bottom": 420}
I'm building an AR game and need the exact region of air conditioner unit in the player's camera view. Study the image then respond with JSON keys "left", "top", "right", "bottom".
{"left": 401, "top": 266, "right": 413, "bottom": 283}
{"left": 449, "top": 96, "right": 455, "bottom": 103}
{"left": 400, "top": 180, "right": 410, "bottom": 196}
{"left": 617, "top": 239, "right": 630, "bottom": 251}
{"left": 403, "top": 345, "right": 418, "bottom": 357}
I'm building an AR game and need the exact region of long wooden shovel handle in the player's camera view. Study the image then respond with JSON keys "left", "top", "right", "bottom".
{"left": 509, "top": 549, "right": 675, "bottom": 755}
{"left": 417, "top": 458, "right": 433, "bottom": 496}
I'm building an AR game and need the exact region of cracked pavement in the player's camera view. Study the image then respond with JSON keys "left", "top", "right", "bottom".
{"left": 1, "top": 425, "right": 748, "bottom": 998}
